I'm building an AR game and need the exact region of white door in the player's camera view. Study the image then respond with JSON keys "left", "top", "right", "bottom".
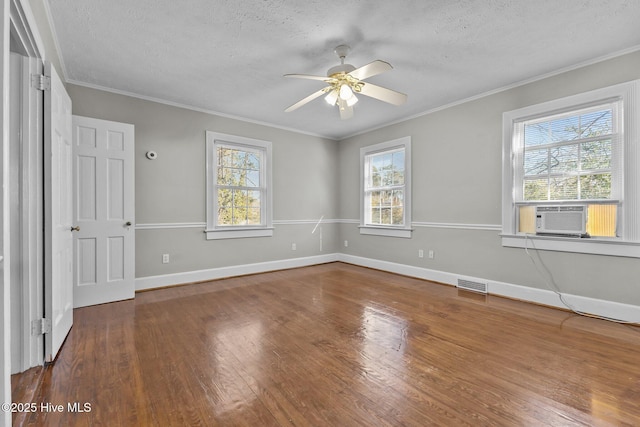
{"left": 72, "top": 116, "right": 135, "bottom": 308}
{"left": 44, "top": 62, "right": 73, "bottom": 362}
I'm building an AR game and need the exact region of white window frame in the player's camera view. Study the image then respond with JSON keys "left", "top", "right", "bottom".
{"left": 360, "top": 136, "right": 412, "bottom": 238}
{"left": 502, "top": 80, "right": 640, "bottom": 257}
{"left": 205, "top": 131, "right": 273, "bottom": 240}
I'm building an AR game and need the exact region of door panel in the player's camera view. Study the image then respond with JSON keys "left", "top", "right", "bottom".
{"left": 72, "top": 116, "right": 135, "bottom": 308}
{"left": 44, "top": 62, "right": 73, "bottom": 362}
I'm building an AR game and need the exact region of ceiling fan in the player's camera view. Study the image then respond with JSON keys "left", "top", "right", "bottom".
{"left": 284, "top": 45, "right": 407, "bottom": 120}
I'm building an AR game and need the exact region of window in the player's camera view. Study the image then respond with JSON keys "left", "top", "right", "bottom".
{"left": 502, "top": 80, "right": 640, "bottom": 257}
{"left": 360, "top": 137, "right": 412, "bottom": 238}
{"left": 518, "top": 103, "right": 620, "bottom": 237}
{"left": 206, "top": 132, "right": 272, "bottom": 239}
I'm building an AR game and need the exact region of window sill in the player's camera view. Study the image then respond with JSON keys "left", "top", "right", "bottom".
{"left": 205, "top": 227, "right": 274, "bottom": 240}
{"left": 501, "top": 234, "right": 640, "bottom": 258}
{"left": 359, "top": 226, "right": 413, "bottom": 238}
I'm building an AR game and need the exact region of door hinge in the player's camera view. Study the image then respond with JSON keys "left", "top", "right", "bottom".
{"left": 31, "top": 318, "right": 52, "bottom": 336}
{"left": 31, "top": 74, "right": 51, "bottom": 91}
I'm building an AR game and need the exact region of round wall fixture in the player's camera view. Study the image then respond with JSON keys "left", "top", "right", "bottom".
{"left": 146, "top": 151, "right": 158, "bottom": 160}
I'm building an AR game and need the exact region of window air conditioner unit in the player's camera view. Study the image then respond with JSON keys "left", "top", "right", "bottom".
{"left": 535, "top": 205, "right": 586, "bottom": 236}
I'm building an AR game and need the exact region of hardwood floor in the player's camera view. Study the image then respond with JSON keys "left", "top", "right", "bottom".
{"left": 14, "top": 262, "right": 640, "bottom": 426}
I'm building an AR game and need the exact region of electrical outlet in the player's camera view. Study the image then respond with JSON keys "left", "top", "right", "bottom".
{"left": 418, "top": 249, "right": 424, "bottom": 258}
{"left": 428, "top": 250, "right": 434, "bottom": 259}
{"left": 291, "top": 243, "right": 297, "bottom": 251}
{"left": 344, "top": 240, "right": 349, "bottom": 247}
{"left": 162, "top": 253, "right": 170, "bottom": 264}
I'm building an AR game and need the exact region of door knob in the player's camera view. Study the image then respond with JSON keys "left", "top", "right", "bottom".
{"left": 70, "top": 226, "right": 80, "bottom": 232}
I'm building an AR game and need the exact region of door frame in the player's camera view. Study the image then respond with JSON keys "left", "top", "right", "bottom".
{"left": 2, "top": 0, "right": 46, "bottom": 418}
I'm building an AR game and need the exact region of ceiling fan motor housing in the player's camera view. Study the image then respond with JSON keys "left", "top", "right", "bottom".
{"left": 327, "top": 63, "right": 356, "bottom": 77}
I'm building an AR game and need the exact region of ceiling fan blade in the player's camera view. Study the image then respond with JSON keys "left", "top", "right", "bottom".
{"left": 284, "top": 73, "right": 333, "bottom": 82}
{"left": 348, "top": 60, "right": 393, "bottom": 80}
{"left": 285, "top": 88, "right": 328, "bottom": 112}
{"left": 358, "top": 82, "right": 407, "bottom": 106}
{"left": 337, "top": 98, "right": 353, "bottom": 120}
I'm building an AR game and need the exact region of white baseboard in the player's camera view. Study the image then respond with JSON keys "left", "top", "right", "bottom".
{"left": 135, "top": 252, "right": 639, "bottom": 323}
{"left": 135, "top": 253, "right": 339, "bottom": 291}
{"left": 338, "top": 254, "right": 640, "bottom": 323}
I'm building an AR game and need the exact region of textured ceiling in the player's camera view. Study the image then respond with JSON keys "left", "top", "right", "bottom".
{"left": 46, "top": 0, "right": 640, "bottom": 140}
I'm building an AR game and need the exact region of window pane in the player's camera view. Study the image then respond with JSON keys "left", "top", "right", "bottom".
{"left": 238, "top": 168, "right": 249, "bottom": 186}
{"left": 581, "top": 139, "right": 611, "bottom": 170}
{"left": 231, "top": 150, "right": 245, "bottom": 168}
{"left": 367, "top": 150, "right": 405, "bottom": 188}
{"left": 524, "top": 148, "right": 548, "bottom": 176}
{"left": 367, "top": 188, "right": 406, "bottom": 226}
{"left": 370, "top": 191, "right": 381, "bottom": 208}
{"left": 235, "top": 210, "right": 248, "bottom": 225}
{"left": 380, "top": 190, "right": 391, "bottom": 207}
{"left": 550, "top": 115, "right": 580, "bottom": 142}
{"left": 524, "top": 122, "right": 551, "bottom": 147}
{"left": 368, "top": 152, "right": 394, "bottom": 187}
{"left": 392, "top": 151, "right": 405, "bottom": 185}
{"left": 217, "top": 166, "right": 226, "bottom": 184}
{"left": 246, "top": 152, "right": 260, "bottom": 169}
{"left": 246, "top": 208, "right": 261, "bottom": 225}
{"left": 580, "top": 173, "right": 611, "bottom": 199}
{"left": 248, "top": 190, "right": 261, "bottom": 208}
{"left": 382, "top": 153, "right": 393, "bottom": 169}
{"left": 217, "top": 148, "right": 262, "bottom": 187}
{"left": 549, "top": 145, "right": 578, "bottom": 173}
{"left": 380, "top": 208, "right": 391, "bottom": 224}
{"left": 217, "top": 207, "right": 232, "bottom": 225}
{"left": 382, "top": 162, "right": 393, "bottom": 186}
{"left": 246, "top": 169, "right": 260, "bottom": 187}
{"left": 549, "top": 176, "right": 578, "bottom": 200}
{"left": 580, "top": 109, "right": 612, "bottom": 138}
{"left": 218, "top": 188, "right": 232, "bottom": 207}
{"left": 218, "top": 147, "right": 232, "bottom": 167}
{"left": 391, "top": 207, "right": 404, "bottom": 225}
{"left": 524, "top": 178, "right": 548, "bottom": 201}
{"left": 381, "top": 170, "right": 393, "bottom": 186}
{"left": 392, "top": 190, "right": 403, "bottom": 207}
{"left": 232, "top": 189, "right": 247, "bottom": 208}
{"left": 371, "top": 153, "right": 384, "bottom": 170}
{"left": 371, "top": 207, "right": 381, "bottom": 224}
{"left": 371, "top": 171, "right": 381, "bottom": 187}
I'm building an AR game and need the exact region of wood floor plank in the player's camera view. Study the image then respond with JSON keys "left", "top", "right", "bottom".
{"left": 13, "top": 262, "right": 640, "bottom": 426}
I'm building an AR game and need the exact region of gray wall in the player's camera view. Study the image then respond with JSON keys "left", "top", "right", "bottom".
{"left": 68, "top": 85, "right": 339, "bottom": 278}
{"left": 68, "top": 50, "right": 640, "bottom": 307}
{"left": 338, "top": 50, "right": 640, "bottom": 306}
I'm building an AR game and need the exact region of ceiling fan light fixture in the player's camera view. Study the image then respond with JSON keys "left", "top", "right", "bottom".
{"left": 346, "top": 94, "right": 358, "bottom": 107}
{"left": 325, "top": 90, "right": 338, "bottom": 105}
{"left": 339, "top": 84, "right": 353, "bottom": 100}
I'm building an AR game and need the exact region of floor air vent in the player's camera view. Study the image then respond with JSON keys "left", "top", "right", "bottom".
{"left": 457, "top": 279, "right": 488, "bottom": 294}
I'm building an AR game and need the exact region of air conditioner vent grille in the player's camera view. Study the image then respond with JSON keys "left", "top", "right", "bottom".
{"left": 535, "top": 205, "right": 586, "bottom": 236}
{"left": 457, "top": 279, "right": 487, "bottom": 294}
